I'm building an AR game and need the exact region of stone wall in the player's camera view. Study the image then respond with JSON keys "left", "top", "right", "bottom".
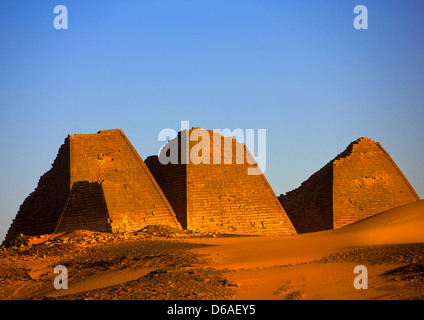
{"left": 146, "top": 128, "right": 296, "bottom": 236}
{"left": 145, "top": 131, "right": 188, "bottom": 228}
{"left": 279, "top": 163, "right": 333, "bottom": 234}
{"left": 145, "top": 157, "right": 187, "bottom": 229}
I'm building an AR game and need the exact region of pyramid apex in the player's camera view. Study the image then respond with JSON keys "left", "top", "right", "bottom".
{"left": 354, "top": 136, "right": 374, "bottom": 143}
{"left": 96, "top": 129, "right": 123, "bottom": 134}
{"left": 69, "top": 129, "right": 124, "bottom": 138}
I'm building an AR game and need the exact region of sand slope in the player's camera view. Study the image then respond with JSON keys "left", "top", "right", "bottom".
{"left": 186, "top": 200, "right": 424, "bottom": 299}
{"left": 330, "top": 199, "right": 424, "bottom": 243}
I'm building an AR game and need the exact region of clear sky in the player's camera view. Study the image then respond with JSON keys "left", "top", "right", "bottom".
{"left": 1, "top": 1, "right": 423, "bottom": 242}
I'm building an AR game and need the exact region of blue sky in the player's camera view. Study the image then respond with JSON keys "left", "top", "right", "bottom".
{"left": 1, "top": 1, "right": 423, "bottom": 241}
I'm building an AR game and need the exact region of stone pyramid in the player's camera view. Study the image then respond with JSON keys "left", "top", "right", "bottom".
{"left": 145, "top": 127, "right": 296, "bottom": 236}
{"left": 4, "top": 129, "right": 181, "bottom": 244}
{"left": 279, "top": 137, "right": 420, "bottom": 234}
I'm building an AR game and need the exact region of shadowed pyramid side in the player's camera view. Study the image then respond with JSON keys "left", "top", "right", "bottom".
{"left": 55, "top": 181, "right": 112, "bottom": 233}
{"left": 4, "top": 138, "right": 72, "bottom": 245}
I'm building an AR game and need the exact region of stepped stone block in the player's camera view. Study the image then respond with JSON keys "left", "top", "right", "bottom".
{"left": 145, "top": 127, "right": 296, "bottom": 236}
{"left": 279, "top": 137, "right": 420, "bottom": 234}
{"left": 4, "top": 129, "right": 181, "bottom": 244}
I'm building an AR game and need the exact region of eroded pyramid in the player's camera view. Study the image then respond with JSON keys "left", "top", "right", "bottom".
{"left": 4, "top": 129, "right": 181, "bottom": 244}
{"left": 145, "top": 127, "right": 296, "bottom": 236}
{"left": 279, "top": 137, "right": 420, "bottom": 234}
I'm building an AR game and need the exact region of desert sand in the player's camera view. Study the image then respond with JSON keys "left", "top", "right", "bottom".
{"left": 1, "top": 200, "right": 423, "bottom": 300}
{"left": 184, "top": 200, "right": 424, "bottom": 299}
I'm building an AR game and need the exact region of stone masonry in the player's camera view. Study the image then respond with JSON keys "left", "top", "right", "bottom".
{"left": 279, "top": 137, "right": 420, "bottom": 234}
{"left": 145, "top": 127, "right": 296, "bottom": 236}
{"left": 4, "top": 129, "right": 181, "bottom": 244}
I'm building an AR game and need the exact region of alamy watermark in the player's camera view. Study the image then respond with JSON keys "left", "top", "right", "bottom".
{"left": 353, "top": 5, "right": 368, "bottom": 30}
{"left": 353, "top": 265, "right": 368, "bottom": 289}
{"left": 53, "top": 5, "right": 68, "bottom": 30}
{"left": 53, "top": 4, "right": 368, "bottom": 31}
{"left": 53, "top": 265, "right": 68, "bottom": 289}
{"left": 157, "top": 121, "right": 266, "bottom": 176}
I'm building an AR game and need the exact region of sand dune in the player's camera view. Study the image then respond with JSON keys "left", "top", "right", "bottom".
{"left": 329, "top": 199, "right": 424, "bottom": 242}
{"left": 186, "top": 200, "right": 424, "bottom": 299}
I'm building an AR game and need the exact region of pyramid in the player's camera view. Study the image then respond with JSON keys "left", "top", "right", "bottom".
{"left": 279, "top": 137, "right": 420, "bottom": 234}
{"left": 4, "top": 129, "right": 181, "bottom": 244}
{"left": 145, "top": 127, "right": 296, "bottom": 236}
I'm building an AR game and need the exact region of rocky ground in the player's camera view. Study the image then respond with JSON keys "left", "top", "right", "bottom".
{"left": 1, "top": 226, "right": 424, "bottom": 300}
{"left": 313, "top": 243, "right": 424, "bottom": 300}
{"left": 0, "top": 226, "right": 237, "bottom": 300}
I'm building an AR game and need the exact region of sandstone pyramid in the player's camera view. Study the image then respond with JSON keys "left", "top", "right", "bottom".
{"left": 4, "top": 129, "right": 181, "bottom": 244}
{"left": 145, "top": 127, "right": 296, "bottom": 236}
{"left": 279, "top": 137, "right": 420, "bottom": 234}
